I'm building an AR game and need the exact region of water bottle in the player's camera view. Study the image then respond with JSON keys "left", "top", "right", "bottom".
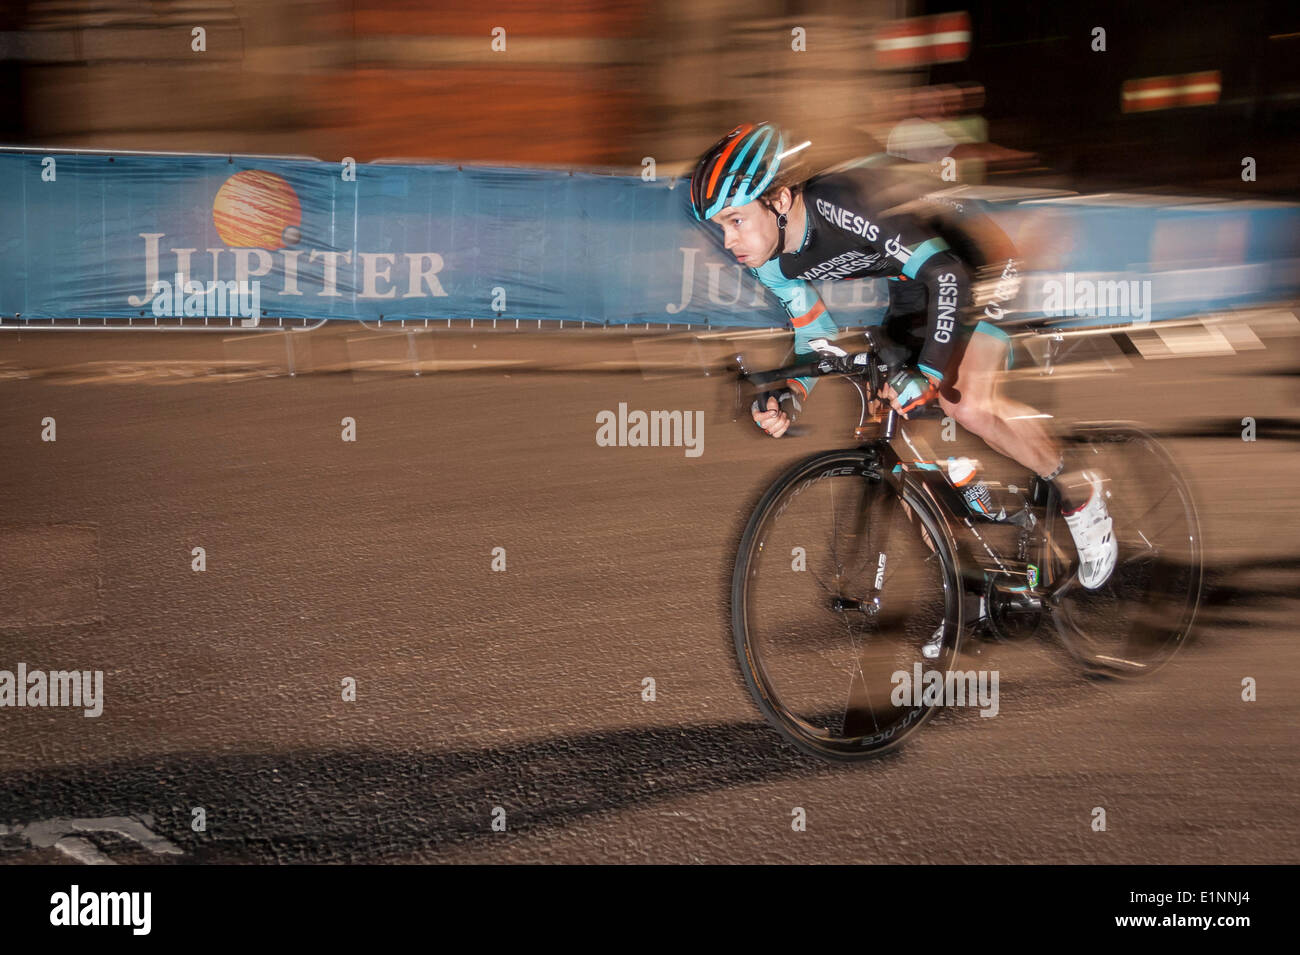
{"left": 947, "top": 456, "right": 1006, "bottom": 520}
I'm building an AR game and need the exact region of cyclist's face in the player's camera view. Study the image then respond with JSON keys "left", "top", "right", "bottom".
{"left": 710, "top": 200, "right": 776, "bottom": 266}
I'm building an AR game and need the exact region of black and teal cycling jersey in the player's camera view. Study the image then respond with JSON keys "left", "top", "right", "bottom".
{"left": 746, "top": 159, "right": 1019, "bottom": 399}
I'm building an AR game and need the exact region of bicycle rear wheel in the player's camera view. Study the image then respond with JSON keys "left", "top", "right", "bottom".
{"left": 1044, "top": 423, "right": 1203, "bottom": 677}
{"left": 731, "top": 449, "right": 963, "bottom": 760}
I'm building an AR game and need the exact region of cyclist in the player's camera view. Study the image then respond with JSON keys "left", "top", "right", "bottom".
{"left": 688, "top": 122, "right": 1117, "bottom": 590}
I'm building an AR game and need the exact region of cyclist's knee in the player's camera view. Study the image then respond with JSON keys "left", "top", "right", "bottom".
{"left": 941, "top": 392, "right": 997, "bottom": 436}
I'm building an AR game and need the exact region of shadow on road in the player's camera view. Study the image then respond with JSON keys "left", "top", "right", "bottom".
{"left": 0, "top": 719, "right": 857, "bottom": 863}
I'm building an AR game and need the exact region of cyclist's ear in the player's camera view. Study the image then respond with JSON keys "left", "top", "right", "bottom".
{"left": 762, "top": 188, "right": 795, "bottom": 215}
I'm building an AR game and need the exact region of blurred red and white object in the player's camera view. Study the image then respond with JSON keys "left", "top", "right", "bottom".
{"left": 875, "top": 12, "right": 971, "bottom": 70}
{"left": 1122, "top": 71, "right": 1222, "bottom": 112}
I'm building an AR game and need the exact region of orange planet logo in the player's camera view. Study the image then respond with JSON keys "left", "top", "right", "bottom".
{"left": 212, "top": 170, "right": 302, "bottom": 249}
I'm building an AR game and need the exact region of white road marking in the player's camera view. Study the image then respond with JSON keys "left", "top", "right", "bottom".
{"left": 10, "top": 815, "right": 184, "bottom": 864}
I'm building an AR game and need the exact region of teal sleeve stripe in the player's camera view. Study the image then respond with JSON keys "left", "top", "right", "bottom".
{"left": 901, "top": 237, "right": 950, "bottom": 279}
{"left": 973, "top": 319, "right": 1011, "bottom": 344}
{"left": 751, "top": 258, "right": 840, "bottom": 397}
{"left": 752, "top": 259, "right": 814, "bottom": 315}
{"left": 791, "top": 309, "right": 839, "bottom": 396}
{"left": 917, "top": 363, "right": 944, "bottom": 381}
{"left": 973, "top": 320, "right": 1013, "bottom": 370}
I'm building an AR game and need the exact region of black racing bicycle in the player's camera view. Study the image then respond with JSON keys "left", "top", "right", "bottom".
{"left": 729, "top": 328, "right": 1203, "bottom": 761}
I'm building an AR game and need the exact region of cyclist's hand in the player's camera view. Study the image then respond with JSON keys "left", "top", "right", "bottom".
{"left": 882, "top": 367, "right": 940, "bottom": 419}
{"left": 752, "top": 389, "right": 800, "bottom": 438}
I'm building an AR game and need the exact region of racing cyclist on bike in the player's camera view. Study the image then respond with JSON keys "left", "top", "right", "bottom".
{"left": 688, "top": 122, "right": 1117, "bottom": 591}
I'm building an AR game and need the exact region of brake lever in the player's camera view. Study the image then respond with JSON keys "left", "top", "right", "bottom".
{"left": 727, "top": 354, "right": 753, "bottom": 422}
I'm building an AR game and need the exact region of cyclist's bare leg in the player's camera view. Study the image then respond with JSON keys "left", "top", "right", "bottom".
{"left": 938, "top": 329, "right": 1118, "bottom": 585}
{"left": 936, "top": 330, "right": 1064, "bottom": 484}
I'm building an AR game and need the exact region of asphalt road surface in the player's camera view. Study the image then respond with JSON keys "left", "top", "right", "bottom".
{"left": 0, "top": 320, "right": 1297, "bottom": 864}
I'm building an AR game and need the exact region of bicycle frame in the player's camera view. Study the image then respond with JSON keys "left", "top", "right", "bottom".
{"left": 735, "top": 336, "right": 1077, "bottom": 619}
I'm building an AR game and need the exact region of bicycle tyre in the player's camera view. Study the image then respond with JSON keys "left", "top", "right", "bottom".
{"left": 731, "top": 448, "right": 965, "bottom": 760}
{"left": 1043, "top": 422, "right": 1204, "bottom": 678}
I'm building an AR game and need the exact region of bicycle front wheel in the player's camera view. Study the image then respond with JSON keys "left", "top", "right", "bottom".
{"left": 731, "top": 449, "right": 963, "bottom": 761}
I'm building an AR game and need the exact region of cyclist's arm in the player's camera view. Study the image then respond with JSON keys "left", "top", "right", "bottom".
{"left": 879, "top": 191, "right": 1020, "bottom": 374}
{"left": 899, "top": 244, "right": 972, "bottom": 382}
{"left": 869, "top": 197, "right": 974, "bottom": 382}
{"left": 811, "top": 170, "right": 968, "bottom": 384}
{"left": 748, "top": 259, "right": 839, "bottom": 401}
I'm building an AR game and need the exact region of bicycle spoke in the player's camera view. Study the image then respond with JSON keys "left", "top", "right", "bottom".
{"left": 1126, "top": 485, "right": 1176, "bottom": 529}
{"left": 839, "top": 617, "right": 880, "bottom": 738}
{"left": 842, "top": 477, "right": 871, "bottom": 573}
{"left": 802, "top": 543, "right": 838, "bottom": 597}
{"left": 735, "top": 453, "right": 962, "bottom": 758}
{"left": 828, "top": 468, "right": 842, "bottom": 574}
{"left": 1130, "top": 512, "right": 1190, "bottom": 550}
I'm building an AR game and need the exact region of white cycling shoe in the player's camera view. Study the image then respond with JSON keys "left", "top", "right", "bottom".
{"left": 1061, "top": 470, "right": 1118, "bottom": 590}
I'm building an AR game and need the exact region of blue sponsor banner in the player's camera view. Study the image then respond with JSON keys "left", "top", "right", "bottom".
{"left": 0, "top": 150, "right": 1295, "bottom": 328}
{"left": 0, "top": 151, "right": 795, "bottom": 327}
{"left": 1005, "top": 194, "right": 1300, "bottom": 324}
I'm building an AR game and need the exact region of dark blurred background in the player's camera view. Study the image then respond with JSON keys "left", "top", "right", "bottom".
{"left": 1, "top": 0, "right": 1298, "bottom": 195}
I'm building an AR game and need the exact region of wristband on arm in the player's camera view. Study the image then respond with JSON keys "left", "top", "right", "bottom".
{"left": 887, "top": 366, "right": 939, "bottom": 414}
